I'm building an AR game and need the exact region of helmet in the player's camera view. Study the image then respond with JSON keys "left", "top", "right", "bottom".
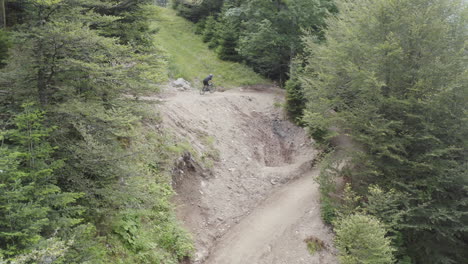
{"left": 209, "top": 74, "right": 213, "bottom": 77}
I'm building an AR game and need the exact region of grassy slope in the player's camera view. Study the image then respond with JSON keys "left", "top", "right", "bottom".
{"left": 153, "top": 7, "right": 268, "bottom": 88}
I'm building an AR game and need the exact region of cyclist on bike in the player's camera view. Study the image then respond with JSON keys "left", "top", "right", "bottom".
{"left": 202, "top": 74, "right": 214, "bottom": 91}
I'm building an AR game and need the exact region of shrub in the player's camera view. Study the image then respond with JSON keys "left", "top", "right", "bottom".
{"left": 335, "top": 213, "right": 395, "bottom": 264}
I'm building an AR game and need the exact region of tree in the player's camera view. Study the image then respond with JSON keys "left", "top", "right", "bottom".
{"left": 180, "top": 0, "right": 335, "bottom": 83}
{"left": 335, "top": 213, "right": 395, "bottom": 264}
{"left": 285, "top": 58, "right": 306, "bottom": 123}
{"left": 0, "top": 29, "right": 10, "bottom": 67}
{"left": 173, "top": 0, "right": 224, "bottom": 22}
{"left": 237, "top": 0, "right": 334, "bottom": 82}
{"left": 202, "top": 15, "right": 217, "bottom": 45}
{"left": 238, "top": 18, "right": 290, "bottom": 80}
{"left": 0, "top": 0, "right": 163, "bottom": 106}
{"left": 0, "top": 103, "right": 81, "bottom": 257}
{"left": 301, "top": 0, "right": 468, "bottom": 262}
{"left": 0, "top": 1, "right": 193, "bottom": 262}
{"left": 95, "top": 0, "right": 158, "bottom": 48}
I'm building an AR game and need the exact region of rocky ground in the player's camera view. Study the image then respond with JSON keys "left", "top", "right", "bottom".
{"left": 148, "top": 81, "right": 337, "bottom": 264}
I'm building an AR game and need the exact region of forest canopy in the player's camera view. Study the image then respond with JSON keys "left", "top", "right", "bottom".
{"left": 298, "top": 0, "right": 467, "bottom": 263}
{"left": 0, "top": 0, "right": 466, "bottom": 263}
{"left": 0, "top": 0, "right": 192, "bottom": 263}
{"left": 173, "top": 0, "right": 337, "bottom": 83}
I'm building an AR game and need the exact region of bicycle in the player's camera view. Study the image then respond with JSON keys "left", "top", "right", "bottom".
{"left": 200, "top": 83, "right": 216, "bottom": 95}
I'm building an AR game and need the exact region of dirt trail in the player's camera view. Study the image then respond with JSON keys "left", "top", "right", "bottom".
{"left": 206, "top": 170, "right": 322, "bottom": 264}
{"left": 152, "top": 85, "right": 337, "bottom": 264}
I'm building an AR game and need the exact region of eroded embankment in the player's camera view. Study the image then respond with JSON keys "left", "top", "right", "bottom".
{"left": 154, "top": 86, "right": 337, "bottom": 264}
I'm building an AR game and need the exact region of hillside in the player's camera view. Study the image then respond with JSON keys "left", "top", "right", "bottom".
{"left": 150, "top": 85, "right": 336, "bottom": 263}
{"left": 150, "top": 7, "right": 337, "bottom": 264}
{"left": 2, "top": 0, "right": 464, "bottom": 263}
{"left": 153, "top": 7, "right": 268, "bottom": 88}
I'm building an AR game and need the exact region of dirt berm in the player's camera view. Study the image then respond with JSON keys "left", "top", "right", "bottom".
{"left": 154, "top": 85, "right": 337, "bottom": 264}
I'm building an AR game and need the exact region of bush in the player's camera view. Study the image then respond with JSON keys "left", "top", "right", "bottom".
{"left": 202, "top": 16, "right": 217, "bottom": 45}
{"left": 285, "top": 76, "right": 306, "bottom": 124}
{"left": 320, "top": 196, "right": 338, "bottom": 225}
{"left": 316, "top": 151, "right": 341, "bottom": 224}
{"left": 335, "top": 213, "right": 395, "bottom": 264}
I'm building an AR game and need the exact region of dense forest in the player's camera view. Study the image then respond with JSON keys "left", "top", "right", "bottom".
{"left": 0, "top": 0, "right": 192, "bottom": 263}
{"left": 1, "top": 0, "right": 467, "bottom": 263}
{"left": 300, "top": 1, "right": 467, "bottom": 263}
{"left": 172, "top": 0, "right": 336, "bottom": 83}
{"left": 173, "top": 0, "right": 467, "bottom": 263}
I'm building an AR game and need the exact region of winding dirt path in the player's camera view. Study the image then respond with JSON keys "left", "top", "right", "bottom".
{"left": 205, "top": 170, "right": 321, "bottom": 264}
{"left": 152, "top": 85, "right": 337, "bottom": 264}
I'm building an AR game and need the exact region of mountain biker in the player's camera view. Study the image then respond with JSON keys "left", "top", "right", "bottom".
{"left": 203, "top": 74, "right": 214, "bottom": 91}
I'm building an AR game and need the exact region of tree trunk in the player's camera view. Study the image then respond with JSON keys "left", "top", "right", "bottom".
{"left": 0, "top": 0, "right": 6, "bottom": 28}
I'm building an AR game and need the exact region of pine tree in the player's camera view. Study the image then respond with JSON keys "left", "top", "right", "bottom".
{"left": 173, "top": 0, "right": 224, "bottom": 22}
{"left": 237, "top": 0, "right": 334, "bottom": 82}
{"left": 335, "top": 213, "right": 395, "bottom": 264}
{"left": 202, "top": 15, "right": 218, "bottom": 46}
{"left": 0, "top": 103, "right": 82, "bottom": 257}
{"left": 215, "top": 3, "right": 243, "bottom": 61}
{"left": 301, "top": 0, "right": 468, "bottom": 262}
{"left": 285, "top": 58, "right": 306, "bottom": 124}
{"left": 0, "top": 1, "right": 193, "bottom": 262}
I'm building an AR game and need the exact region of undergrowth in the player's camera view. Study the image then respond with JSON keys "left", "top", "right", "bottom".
{"left": 315, "top": 149, "right": 341, "bottom": 224}
{"left": 103, "top": 102, "right": 195, "bottom": 263}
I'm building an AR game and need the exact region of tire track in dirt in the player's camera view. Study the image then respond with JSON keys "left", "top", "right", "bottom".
{"left": 153, "top": 86, "right": 337, "bottom": 264}
{"left": 205, "top": 170, "right": 324, "bottom": 264}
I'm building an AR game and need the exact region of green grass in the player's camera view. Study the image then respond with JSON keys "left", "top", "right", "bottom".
{"left": 152, "top": 7, "right": 269, "bottom": 88}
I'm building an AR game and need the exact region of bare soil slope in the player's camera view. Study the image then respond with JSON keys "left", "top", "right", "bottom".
{"left": 154, "top": 86, "right": 337, "bottom": 264}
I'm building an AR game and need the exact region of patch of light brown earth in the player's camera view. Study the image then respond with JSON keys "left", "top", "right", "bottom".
{"left": 151, "top": 84, "right": 337, "bottom": 264}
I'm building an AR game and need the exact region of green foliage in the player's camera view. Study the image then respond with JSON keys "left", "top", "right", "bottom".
{"left": 173, "top": 0, "right": 224, "bottom": 22}
{"left": 335, "top": 213, "right": 395, "bottom": 264}
{"left": 238, "top": 17, "right": 289, "bottom": 80}
{"left": 110, "top": 207, "right": 193, "bottom": 263}
{"left": 365, "top": 186, "right": 410, "bottom": 260}
{"left": 338, "top": 184, "right": 362, "bottom": 217}
{"left": 202, "top": 15, "right": 218, "bottom": 48}
{"left": 0, "top": 1, "right": 194, "bottom": 262}
{"left": 0, "top": 29, "right": 10, "bottom": 68}
{"left": 285, "top": 59, "right": 306, "bottom": 124}
{"left": 175, "top": 0, "right": 336, "bottom": 82}
{"left": 52, "top": 102, "right": 195, "bottom": 262}
{"left": 301, "top": 0, "right": 468, "bottom": 262}
{"left": 61, "top": 224, "right": 107, "bottom": 263}
{"left": 105, "top": 171, "right": 194, "bottom": 263}
{"left": 320, "top": 196, "right": 338, "bottom": 225}
{"left": 240, "top": 0, "right": 334, "bottom": 81}
{"left": 153, "top": 6, "right": 267, "bottom": 87}
{"left": 98, "top": 2, "right": 159, "bottom": 48}
{"left": 215, "top": 5, "right": 242, "bottom": 61}
{"left": 0, "top": 103, "right": 82, "bottom": 258}
{"left": 316, "top": 151, "right": 341, "bottom": 224}
{"left": 7, "top": 238, "right": 70, "bottom": 264}
{"left": 284, "top": 78, "right": 304, "bottom": 123}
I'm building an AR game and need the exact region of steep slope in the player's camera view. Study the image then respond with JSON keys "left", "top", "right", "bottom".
{"left": 153, "top": 7, "right": 267, "bottom": 87}
{"left": 148, "top": 85, "right": 337, "bottom": 263}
